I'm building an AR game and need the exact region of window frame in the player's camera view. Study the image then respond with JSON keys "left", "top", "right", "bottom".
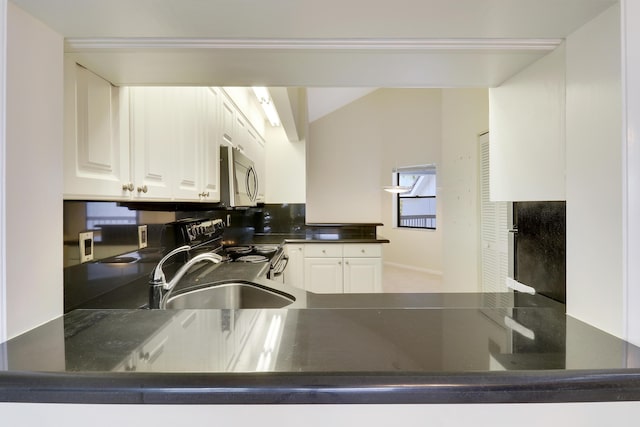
{"left": 393, "top": 165, "right": 437, "bottom": 230}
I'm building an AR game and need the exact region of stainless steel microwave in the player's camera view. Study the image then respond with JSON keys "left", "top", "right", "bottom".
{"left": 219, "top": 145, "right": 259, "bottom": 207}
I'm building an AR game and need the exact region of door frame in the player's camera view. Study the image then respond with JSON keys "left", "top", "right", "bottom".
{"left": 0, "top": 0, "right": 7, "bottom": 343}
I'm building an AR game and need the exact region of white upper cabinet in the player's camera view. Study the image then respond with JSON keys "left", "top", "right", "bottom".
{"left": 201, "top": 87, "right": 221, "bottom": 202}
{"left": 221, "top": 94, "right": 236, "bottom": 147}
{"left": 489, "top": 44, "right": 566, "bottom": 202}
{"left": 64, "top": 70, "right": 261, "bottom": 203}
{"left": 64, "top": 60, "right": 130, "bottom": 199}
{"left": 172, "top": 87, "right": 203, "bottom": 200}
{"left": 129, "top": 87, "right": 175, "bottom": 200}
{"left": 129, "top": 86, "right": 222, "bottom": 202}
{"left": 173, "top": 86, "right": 221, "bottom": 202}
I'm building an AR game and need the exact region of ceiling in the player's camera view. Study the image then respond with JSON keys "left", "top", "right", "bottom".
{"left": 307, "top": 88, "right": 377, "bottom": 122}
{"left": 11, "top": 0, "right": 618, "bottom": 120}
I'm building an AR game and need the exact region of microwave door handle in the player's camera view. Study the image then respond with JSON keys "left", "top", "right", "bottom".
{"left": 252, "top": 167, "right": 259, "bottom": 201}
{"left": 247, "top": 166, "right": 258, "bottom": 202}
{"left": 245, "top": 168, "right": 252, "bottom": 200}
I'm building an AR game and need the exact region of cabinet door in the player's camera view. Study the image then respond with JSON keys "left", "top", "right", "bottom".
{"left": 284, "top": 244, "right": 305, "bottom": 289}
{"left": 304, "top": 258, "right": 343, "bottom": 293}
{"left": 343, "top": 257, "right": 382, "bottom": 293}
{"left": 200, "top": 87, "right": 221, "bottom": 202}
{"left": 172, "top": 87, "right": 202, "bottom": 200}
{"left": 221, "top": 95, "right": 235, "bottom": 146}
{"left": 64, "top": 61, "right": 130, "bottom": 199}
{"left": 129, "top": 87, "right": 174, "bottom": 199}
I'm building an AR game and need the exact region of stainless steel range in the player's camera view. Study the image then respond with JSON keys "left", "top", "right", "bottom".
{"left": 224, "top": 244, "right": 288, "bottom": 282}
{"left": 163, "top": 217, "right": 288, "bottom": 282}
{"left": 162, "top": 217, "right": 226, "bottom": 261}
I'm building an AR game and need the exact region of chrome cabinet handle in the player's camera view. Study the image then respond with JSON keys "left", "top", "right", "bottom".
{"left": 122, "top": 183, "right": 134, "bottom": 192}
{"left": 137, "top": 185, "right": 148, "bottom": 194}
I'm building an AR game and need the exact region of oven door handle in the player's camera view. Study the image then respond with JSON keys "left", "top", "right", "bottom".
{"left": 272, "top": 255, "right": 289, "bottom": 277}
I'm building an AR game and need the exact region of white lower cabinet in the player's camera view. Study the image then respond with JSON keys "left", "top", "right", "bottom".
{"left": 284, "top": 244, "right": 305, "bottom": 288}
{"left": 287, "top": 243, "right": 382, "bottom": 294}
{"left": 304, "top": 257, "right": 344, "bottom": 293}
{"left": 343, "top": 257, "right": 382, "bottom": 293}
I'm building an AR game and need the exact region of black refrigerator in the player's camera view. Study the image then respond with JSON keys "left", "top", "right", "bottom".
{"left": 511, "top": 201, "right": 566, "bottom": 304}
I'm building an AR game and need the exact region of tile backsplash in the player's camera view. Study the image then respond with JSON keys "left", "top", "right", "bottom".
{"left": 63, "top": 201, "right": 307, "bottom": 267}
{"left": 63, "top": 201, "right": 175, "bottom": 267}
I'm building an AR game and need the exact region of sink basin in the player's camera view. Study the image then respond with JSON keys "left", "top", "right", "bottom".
{"left": 163, "top": 282, "right": 295, "bottom": 309}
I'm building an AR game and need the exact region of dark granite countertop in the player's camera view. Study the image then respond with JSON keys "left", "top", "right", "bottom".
{"left": 3, "top": 289, "right": 640, "bottom": 404}
{"left": 250, "top": 233, "right": 390, "bottom": 245}
{"left": 50, "top": 227, "right": 640, "bottom": 405}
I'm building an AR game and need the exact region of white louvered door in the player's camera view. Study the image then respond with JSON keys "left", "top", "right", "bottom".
{"left": 479, "top": 133, "right": 510, "bottom": 300}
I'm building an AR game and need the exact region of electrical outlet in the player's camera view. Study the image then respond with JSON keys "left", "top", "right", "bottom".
{"left": 79, "top": 231, "right": 94, "bottom": 263}
{"left": 138, "top": 225, "right": 148, "bottom": 249}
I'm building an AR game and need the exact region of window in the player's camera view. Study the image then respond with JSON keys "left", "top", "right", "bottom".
{"left": 86, "top": 202, "right": 138, "bottom": 242}
{"left": 394, "top": 165, "right": 436, "bottom": 229}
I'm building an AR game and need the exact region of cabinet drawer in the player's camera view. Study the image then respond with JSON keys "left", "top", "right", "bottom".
{"left": 304, "top": 244, "right": 343, "bottom": 258}
{"left": 343, "top": 244, "right": 382, "bottom": 258}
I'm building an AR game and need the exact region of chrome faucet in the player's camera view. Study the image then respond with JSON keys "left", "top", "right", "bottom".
{"left": 149, "top": 245, "right": 222, "bottom": 309}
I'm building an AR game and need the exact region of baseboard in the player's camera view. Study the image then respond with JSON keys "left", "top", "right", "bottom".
{"left": 383, "top": 262, "right": 443, "bottom": 276}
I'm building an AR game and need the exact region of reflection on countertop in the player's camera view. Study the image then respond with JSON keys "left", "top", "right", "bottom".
{"left": 2, "top": 299, "right": 640, "bottom": 404}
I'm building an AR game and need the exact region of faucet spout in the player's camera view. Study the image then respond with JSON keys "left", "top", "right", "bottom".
{"left": 163, "top": 251, "right": 223, "bottom": 291}
{"left": 149, "top": 246, "right": 222, "bottom": 309}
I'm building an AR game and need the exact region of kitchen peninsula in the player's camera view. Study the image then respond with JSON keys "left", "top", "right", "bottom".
{"left": 39, "top": 216, "right": 640, "bottom": 405}
{"left": 2, "top": 301, "right": 640, "bottom": 404}
{"left": 3, "top": 256, "right": 640, "bottom": 405}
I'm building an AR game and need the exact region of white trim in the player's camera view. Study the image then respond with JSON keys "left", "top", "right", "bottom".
{"left": 621, "top": 0, "right": 629, "bottom": 344}
{"left": 383, "top": 261, "right": 443, "bottom": 277}
{"left": 621, "top": 0, "right": 640, "bottom": 346}
{"left": 0, "top": 0, "right": 7, "bottom": 343}
{"left": 64, "top": 37, "right": 563, "bottom": 52}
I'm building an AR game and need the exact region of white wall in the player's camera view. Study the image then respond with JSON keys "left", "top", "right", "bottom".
{"left": 4, "top": 402, "right": 640, "bottom": 426}
{"left": 377, "top": 90, "right": 443, "bottom": 273}
{"left": 307, "top": 89, "right": 487, "bottom": 281}
{"left": 441, "top": 89, "right": 489, "bottom": 291}
{"left": 306, "top": 90, "right": 387, "bottom": 224}
{"left": 489, "top": 43, "right": 566, "bottom": 202}
{"left": 565, "top": 4, "right": 624, "bottom": 338}
{"left": 307, "top": 89, "right": 443, "bottom": 272}
{"left": 264, "top": 125, "right": 306, "bottom": 203}
{"left": 5, "top": 2, "right": 63, "bottom": 338}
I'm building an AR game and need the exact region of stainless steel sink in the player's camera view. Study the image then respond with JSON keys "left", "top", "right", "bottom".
{"left": 163, "top": 282, "right": 296, "bottom": 309}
